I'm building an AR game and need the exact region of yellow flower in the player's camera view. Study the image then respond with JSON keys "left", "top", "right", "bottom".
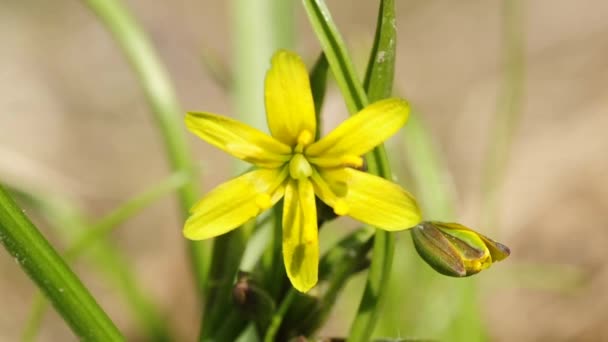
{"left": 184, "top": 50, "right": 422, "bottom": 292}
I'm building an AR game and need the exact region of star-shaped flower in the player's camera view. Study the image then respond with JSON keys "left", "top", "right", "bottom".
{"left": 184, "top": 50, "right": 421, "bottom": 292}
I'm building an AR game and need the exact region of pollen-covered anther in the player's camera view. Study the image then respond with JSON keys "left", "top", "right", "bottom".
{"left": 255, "top": 193, "right": 272, "bottom": 210}
{"left": 341, "top": 155, "right": 363, "bottom": 168}
{"left": 297, "top": 130, "right": 313, "bottom": 146}
{"left": 289, "top": 153, "right": 313, "bottom": 179}
{"left": 333, "top": 199, "right": 349, "bottom": 216}
{"left": 294, "top": 130, "right": 313, "bottom": 153}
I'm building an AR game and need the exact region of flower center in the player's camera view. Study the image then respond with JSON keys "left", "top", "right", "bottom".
{"left": 289, "top": 153, "right": 312, "bottom": 179}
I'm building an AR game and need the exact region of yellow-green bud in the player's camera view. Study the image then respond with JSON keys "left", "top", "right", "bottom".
{"left": 410, "top": 221, "right": 510, "bottom": 277}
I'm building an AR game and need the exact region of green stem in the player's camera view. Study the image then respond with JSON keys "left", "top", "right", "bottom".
{"left": 0, "top": 185, "right": 123, "bottom": 340}
{"left": 350, "top": 2, "right": 398, "bottom": 338}
{"left": 264, "top": 204, "right": 286, "bottom": 298}
{"left": 200, "top": 221, "right": 255, "bottom": 341}
{"left": 302, "top": 1, "right": 397, "bottom": 340}
{"left": 263, "top": 290, "right": 297, "bottom": 342}
{"left": 81, "top": 0, "right": 207, "bottom": 291}
{"left": 305, "top": 227, "right": 375, "bottom": 336}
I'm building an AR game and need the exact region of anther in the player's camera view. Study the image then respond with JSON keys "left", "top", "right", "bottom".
{"left": 297, "top": 130, "right": 313, "bottom": 146}
{"left": 255, "top": 193, "right": 272, "bottom": 210}
{"left": 341, "top": 155, "right": 364, "bottom": 168}
{"left": 333, "top": 199, "right": 349, "bottom": 216}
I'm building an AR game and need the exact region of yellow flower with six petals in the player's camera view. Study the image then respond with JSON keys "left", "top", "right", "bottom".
{"left": 184, "top": 50, "right": 422, "bottom": 292}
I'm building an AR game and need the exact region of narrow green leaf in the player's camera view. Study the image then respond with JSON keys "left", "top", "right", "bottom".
{"left": 401, "top": 114, "right": 456, "bottom": 219}
{"left": 302, "top": 0, "right": 368, "bottom": 114}
{"left": 302, "top": 1, "right": 400, "bottom": 341}
{"left": 81, "top": 0, "right": 208, "bottom": 292}
{"left": 364, "top": 0, "right": 396, "bottom": 102}
{"left": 0, "top": 185, "right": 124, "bottom": 341}
{"left": 481, "top": 0, "right": 525, "bottom": 229}
{"left": 200, "top": 223, "right": 253, "bottom": 341}
{"left": 19, "top": 172, "right": 189, "bottom": 342}
{"left": 309, "top": 53, "right": 329, "bottom": 139}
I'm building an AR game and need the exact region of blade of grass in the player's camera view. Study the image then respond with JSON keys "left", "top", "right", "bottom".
{"left": 302, "top": 0, "right": 367, "bottom": 114}
{"left": 0, "top": 185, "right": 124, "bottom": 341}
{"left": 68, "top": 171, "right": 191, "bottom": 258}
{"left": 309, "top": 53, "right": 329, "bottom": 140}
{"left": 302, "top": 1, "right": 400, "bottom": 341}
{"left": 363, "top": 0, "right": 396, "bottom": 103}
{"left": 80, "top": 0, "right": 208, "bottom": 292}
{"left": 19, "top": 171, "right": 190, "bottom": 342}
{"left": 481, "top": 0, "right": 525, "bottom": 230}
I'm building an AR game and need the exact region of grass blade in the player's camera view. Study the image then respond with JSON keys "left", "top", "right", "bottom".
{"left": 81, "top": 0, "right": 208, "bottom": 292}
{"left": 0, "top": 185, "right": 123, "bottom": 341}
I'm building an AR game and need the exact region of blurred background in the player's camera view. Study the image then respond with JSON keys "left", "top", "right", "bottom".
{"left": 1, "top": 0, "right": 607, "bottom": 341}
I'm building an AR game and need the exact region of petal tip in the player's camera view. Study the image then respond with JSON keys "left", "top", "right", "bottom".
{"left": 183, "top": 222, "right": 201, "bottom": 241}
{"left": 290, "top": 277, "right": 317, "bottom": 293}
{"left": 272, "top": 49, "right": 299, "bottom": 62}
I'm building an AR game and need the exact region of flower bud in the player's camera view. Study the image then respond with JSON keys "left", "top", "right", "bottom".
{"left": 232, "top": 272, "right": 275, "bottom": 329}
{"left": 410, "top": 221, "right": 510, "bottom": 277}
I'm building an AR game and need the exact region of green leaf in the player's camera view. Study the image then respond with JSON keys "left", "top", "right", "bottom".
{"left": 364, "top": 0, "right": 396, "bottom": 102}
{"left": 309, "top": 53, "right": 329, "bottom": 139}
{"left": 18, "top": 172, "right": 189, "bottom": 342}
{"left": 81, "top": 0, "right": 208, "bottom": 292}
{"left": 302, "top": 1, "right": 399, "bottom": 341}
{"left": 302, "top": 0, "right": 368, "bottom": 114}
{"left": 0, "top": 185, "right": 124, "bottom": 341}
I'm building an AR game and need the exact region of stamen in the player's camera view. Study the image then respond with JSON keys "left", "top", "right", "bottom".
{"left": 333, "top": 199, "right": 349, "bottom": 216}
{"left": 310, "top": 170, "right": 350, "bottom": 216}
{"left": 255, "top": 193, "right": 272, "bottom": 210}
{"left": 297, "top": 130, "right": 313, "bottom": 146}
{"left": 294, "top": 130, "right": 313, "bottom": 153}
{"left": 341, "top": 155, "right": 364, "bottom": 168}
{"left": 307, "top": 155, "right": 363, "bottom": 169}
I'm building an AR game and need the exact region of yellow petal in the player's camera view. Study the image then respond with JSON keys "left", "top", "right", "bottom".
{"left": 184, "top": 168, "right": 287, "bottom": 240}
{"left": 186, "top": 112, "right": 292, "bottom": 168}
{"left": 320, "top": 168, "right": 421, "bottom": 230}
{"left": 265, "top": 50, "right": 316, "bottom": 146}
{"left": 309, "top": 170, "right": 349, "bottom": 216}
{"left": 282, "top": 179, "right": 319, "bottom": 292}
{"left": 306, "top": 98, "right": 409, "bottom": 160}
